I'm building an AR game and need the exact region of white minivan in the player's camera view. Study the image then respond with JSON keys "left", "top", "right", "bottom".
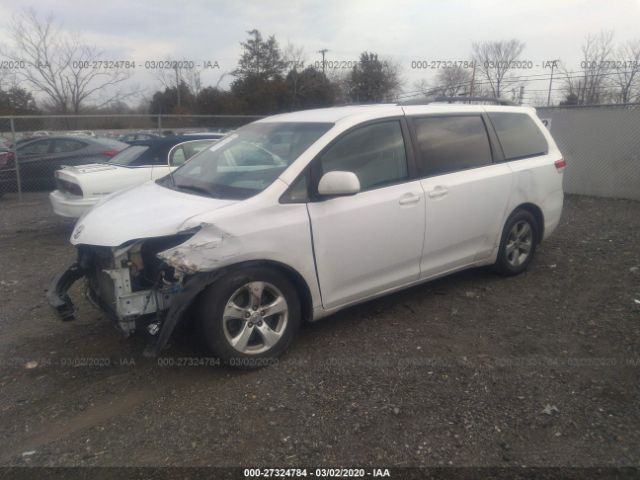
{"left": 48, "top": 98, "right": 565, "bottom": 366}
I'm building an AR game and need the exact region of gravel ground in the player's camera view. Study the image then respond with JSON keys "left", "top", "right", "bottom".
{"left": 0, "top": 192, "right": 639, "bottom": 468}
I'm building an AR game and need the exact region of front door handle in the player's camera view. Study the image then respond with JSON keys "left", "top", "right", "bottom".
{"left": 428, "top": 186, "right": 449, "bottom": 199}
{"left": 399, "top": 193, "right": 422, "bottom": 205}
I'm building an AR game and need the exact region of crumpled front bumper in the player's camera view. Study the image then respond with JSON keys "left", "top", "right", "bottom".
{"left": 46, "top": 263, "right": 86, "bottom": 321}
{"left": 47, "top": 261, "right": 174, "bottom": 328}
{"left": 46, "top": 240, "right": 212, "bottom": 356}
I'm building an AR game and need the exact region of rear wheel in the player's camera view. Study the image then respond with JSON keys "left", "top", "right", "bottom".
{"left": 493, "top": 209, "right": 539, "bottom": 276}
{"left": 196, "top": 267, "right": 301, "bottom": 368}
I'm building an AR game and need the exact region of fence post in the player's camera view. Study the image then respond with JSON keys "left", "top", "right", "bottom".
{"left": 157, "top": 114, "right": 162, "bottom": 135}
{"left": 9, "top": 117, "right": 22, "bottom": 201}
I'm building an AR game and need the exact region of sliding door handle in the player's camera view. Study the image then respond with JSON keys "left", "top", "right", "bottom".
{"left": 428, "top": 186, "right": 449, "bottom": 199}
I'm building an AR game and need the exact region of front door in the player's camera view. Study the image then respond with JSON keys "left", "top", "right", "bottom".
{"left": 306, "top": 120, "right": 426, "bottom": 309}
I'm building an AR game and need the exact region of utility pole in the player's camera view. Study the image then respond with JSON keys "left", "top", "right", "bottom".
{"left": 547, "top": 60, "right": 558, "bottom": 106}
{"left": 519, "top": 86, "right": 525, "bottom": 105}
{"left": 318, "top": 49, "right": 329, "bottom": 75}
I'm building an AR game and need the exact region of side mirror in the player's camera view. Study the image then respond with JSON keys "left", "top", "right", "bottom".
{"left": 317, "top": 171, "right": 360, "bottom": 196}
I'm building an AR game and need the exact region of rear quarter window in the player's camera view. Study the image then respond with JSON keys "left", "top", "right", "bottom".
{"left": 411, "top": 115, "right": 493, "bottom": 176}
{"left": 51, "top": 139, "right": 86, "bottom": 153}
{"left": 107, "top": 145, "right": 149, "bottom": 166}
{"left": 135, "top": 145, "right": 167, "bottom": 165}
{"left": 488, "top": 112, "right": 548, "bottom": 160}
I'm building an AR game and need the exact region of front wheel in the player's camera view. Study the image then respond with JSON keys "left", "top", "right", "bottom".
{"left": 196, "top": 267, "right": 301, "bottom": 367}
{"left": 492, "top": 209, "right": 539, "bottom": 276}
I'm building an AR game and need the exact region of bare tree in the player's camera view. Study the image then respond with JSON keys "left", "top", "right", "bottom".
{"left": 411, "top": 78, "right": 431, "bottom": 96}
{"left": 282, "top": 42, "right": 307, "bottom": 106}
{"left": 579, "top": 31, "right": 615, "bottom": 105}
{"left": 613, "top": 40, "right": 640, "bottom": 103}
{"left": 2, "top": 9, "right": 135, "bottom": 114}
{"left": 152, "top": 58, "right": 202, "bottom": 107}
{"left": 282, "top": 43, "right": 307, "bottom": 72}
{"left": 185, "top": 69, "right": 202, "bottom": 97}
{"left": 0, "top": 66, "right": 8, "bottom": 91}
{"left": 471, "top": 39, "right": 525, "bottom": 98}
{"left": 433, "top": 66, "right": 472, "bottom": 96}
{"left": 558, "top": 60, "right": 581, "bottom": 101}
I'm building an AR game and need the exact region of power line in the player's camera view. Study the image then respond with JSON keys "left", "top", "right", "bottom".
{"left": 398, "top": 68, "right": 640, "bottom": 99}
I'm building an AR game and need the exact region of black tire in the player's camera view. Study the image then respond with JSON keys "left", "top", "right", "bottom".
{"left": 492, "top": 209, "right": 539, "bottom": 276}
{"left": 195, "top": 266, "right": 301, "bottom": 368}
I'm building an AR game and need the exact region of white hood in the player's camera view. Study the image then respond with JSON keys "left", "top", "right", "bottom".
{"left": 70, "top": 181, "right": 237, "bottom": 247}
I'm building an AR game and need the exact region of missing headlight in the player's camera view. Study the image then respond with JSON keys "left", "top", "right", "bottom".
{"left": 130, "top": 230, "right": 199, "bottom": 290}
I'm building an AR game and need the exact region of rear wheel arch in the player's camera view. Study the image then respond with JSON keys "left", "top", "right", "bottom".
{"left": 510, "top": 202, "right": 544, "bottom": 242}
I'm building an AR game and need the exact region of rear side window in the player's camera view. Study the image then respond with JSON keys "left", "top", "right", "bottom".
{"left": 137, "top": 146, "right": 166, "bottom": 165}
{"left": 318, "top": 120, "right": 408, "bottom": 191}
{"left": 107, "top": 145, "right": 149, "bottom": 166}
{"left": 488, "top": 112, "right": 548, "bottom": 160}
{"left": 412, "top": 116, "right": 492, "bottom": 176}
{"left": 51, "top": 139, "right": 86, "bottom": 153}
{"left": 19, "top": 140, "right": 51, "bottom": 155}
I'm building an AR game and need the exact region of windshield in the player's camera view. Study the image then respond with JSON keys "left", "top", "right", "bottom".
{"left": 159, "top": 122, "right": 332, "bottom": 199}
{"left": 107, "top": 145, "right": 149, "bottom": 166}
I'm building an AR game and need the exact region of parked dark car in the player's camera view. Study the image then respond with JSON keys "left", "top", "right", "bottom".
{"left": 106, "top": 134, "right": 225, "bottom": 166}
{"left": 117, "top": 132, "right": 160, "bottom": 144}
{"left": 0, "top": 136, "right": 128, "bottom": 192}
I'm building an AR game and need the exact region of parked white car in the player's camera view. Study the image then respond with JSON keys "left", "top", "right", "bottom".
{"left": 68, "top": 130, "right": 96, "bottom": 137}
{"left": 49, "top": 136, "right": 221, "bottom": 218}
{"left": 48, "top": 99, "right": 565, "bottom": 366}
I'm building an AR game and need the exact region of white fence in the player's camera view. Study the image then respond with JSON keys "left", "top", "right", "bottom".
{"left": 537, "top": 104, "right": 640, "bottom": 201}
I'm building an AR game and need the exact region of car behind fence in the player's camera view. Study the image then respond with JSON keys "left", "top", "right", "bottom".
{"left": 1, "top": 105, "right": 639, "bottom": 200}
{"left": 0, "top": 114, "right": 263, "bottom": 198}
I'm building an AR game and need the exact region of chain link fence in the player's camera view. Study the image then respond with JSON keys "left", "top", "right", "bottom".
{"left": 0, "top": 114, "right": 264, "bottom": 199}
{"left": 537, "top": 103, "right": 640, "bottom": 201}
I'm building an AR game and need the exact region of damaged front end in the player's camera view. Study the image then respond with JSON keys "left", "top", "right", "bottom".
{"left": 47, "top": 230, "right": 198, "bottom": 337}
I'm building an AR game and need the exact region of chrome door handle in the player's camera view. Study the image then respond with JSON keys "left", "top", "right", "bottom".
{"left": 399, "top": 193, "right": 422, "bottom": 205}
{"left": 428, "top": 186, "right": 449, "bottom": 199}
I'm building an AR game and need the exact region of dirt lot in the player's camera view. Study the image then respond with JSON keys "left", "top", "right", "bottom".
{"left": 0, "top": 192, "right": 639, "bottom": 468}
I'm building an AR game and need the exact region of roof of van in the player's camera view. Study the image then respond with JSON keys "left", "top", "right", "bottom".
{"left": 257, "top": 103, "right": 536, "bottom": 124}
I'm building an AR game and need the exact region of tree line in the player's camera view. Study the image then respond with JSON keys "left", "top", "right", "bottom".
{"left": 0, "top": 9, "right": 639, "bottom": 118}
{"left": 149, "top": 30, "right": 402, "bottom": 116}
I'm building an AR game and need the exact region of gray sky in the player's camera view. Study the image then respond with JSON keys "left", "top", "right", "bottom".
{"left": 1, "top": 0, "right": 639, "bottom": 105}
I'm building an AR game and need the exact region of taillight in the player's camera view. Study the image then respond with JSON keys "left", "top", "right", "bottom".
{"left": 554, "top": 158, "right": 566, "bottom": 172}
{"left": 101, "top": 149, "right": 119, "bottom": 157}
{"left": 58, "top": 179, "right": 83, "bottom": 196}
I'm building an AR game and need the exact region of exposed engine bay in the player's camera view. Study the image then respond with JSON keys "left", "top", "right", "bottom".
{"left": 48, "top": 231, "right": 197, "bottom": 335}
